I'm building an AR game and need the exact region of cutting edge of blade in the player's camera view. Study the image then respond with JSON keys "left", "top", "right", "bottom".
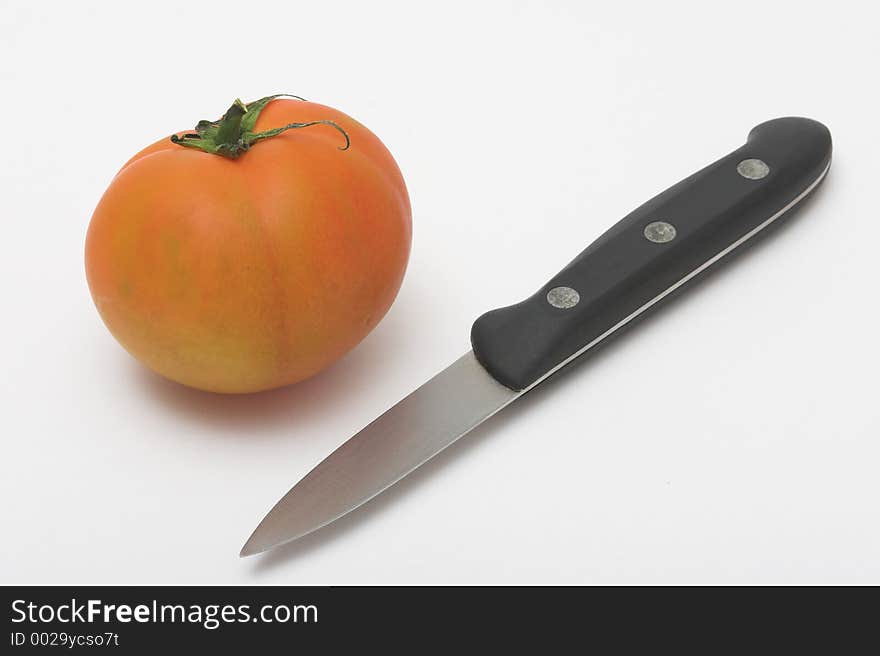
{"left": 240, "top": 351, "right": 519, "bottom": 557}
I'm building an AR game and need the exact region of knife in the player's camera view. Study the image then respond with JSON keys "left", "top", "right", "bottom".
{"left": 240, "top": 117, "right": 832, "bottom": 557}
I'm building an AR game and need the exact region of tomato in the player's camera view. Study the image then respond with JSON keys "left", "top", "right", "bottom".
{"left": 85, "top": 96, "right": 411, "bottom": 393}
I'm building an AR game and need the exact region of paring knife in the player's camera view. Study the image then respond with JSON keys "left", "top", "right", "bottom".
{"left": 241, "top": 117, "right": 832, "bottom": 556}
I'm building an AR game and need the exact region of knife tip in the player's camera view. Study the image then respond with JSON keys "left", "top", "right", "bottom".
{"left": 239, "top": 531, "right": 268, "bottom": 558}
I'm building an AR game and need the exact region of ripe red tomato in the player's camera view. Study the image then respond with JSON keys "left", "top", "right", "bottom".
{"left": 85, "top": 96, "right": 411, "bottom": 393}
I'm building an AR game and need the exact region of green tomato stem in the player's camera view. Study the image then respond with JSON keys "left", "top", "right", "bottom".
{"left": 170, "top": 94, "right": 350, "bottom": 159}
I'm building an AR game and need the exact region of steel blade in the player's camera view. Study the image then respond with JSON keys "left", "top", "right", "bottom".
{"left": 240, "top": 351, "right": 519, "bottom": 556}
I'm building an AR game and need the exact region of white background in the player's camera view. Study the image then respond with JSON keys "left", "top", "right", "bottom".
{"left": 2, "top": 0, "right": 878, "bottom": 584}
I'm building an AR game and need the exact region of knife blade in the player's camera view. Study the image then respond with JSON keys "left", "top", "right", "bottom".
{"left": 241, "top": 117, "right": 832, "bottom": 557}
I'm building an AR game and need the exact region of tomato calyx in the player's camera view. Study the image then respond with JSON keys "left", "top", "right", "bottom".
{"left": 170, "top": 94, "right": 350, "bottom": 159}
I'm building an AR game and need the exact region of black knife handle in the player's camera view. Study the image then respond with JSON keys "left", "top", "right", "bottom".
{"left": 471, "top": 117, "right": 832, "bottom": 391}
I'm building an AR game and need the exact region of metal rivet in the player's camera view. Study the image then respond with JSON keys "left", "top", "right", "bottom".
{"left": 547, "top": 286, "right": 580, "bottom": 309}
{"left": 644, "top": 221, "right": 677, "bottom": 244}
{"left": 737, "top": 158, "right": 770, "bottom": 180}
